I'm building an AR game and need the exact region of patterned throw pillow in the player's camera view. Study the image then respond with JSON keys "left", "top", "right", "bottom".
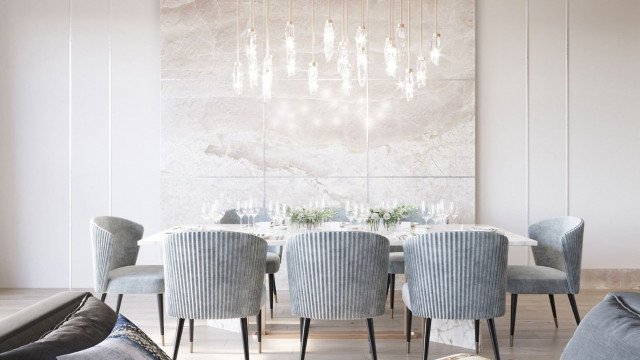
{"left": 58, "top": 315, "right": 170, "bottom": 360}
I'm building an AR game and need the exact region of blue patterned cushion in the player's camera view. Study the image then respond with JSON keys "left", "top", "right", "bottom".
{"left": 58, "top": 315, "right": 170, "bottom": 360}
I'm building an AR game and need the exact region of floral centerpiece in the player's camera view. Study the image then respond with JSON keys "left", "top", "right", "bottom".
{"left": 366, "top": 205, "right": 415, "bottom": 231}
{"left": 289, "top": 207, "right": 336, "bottom": 229}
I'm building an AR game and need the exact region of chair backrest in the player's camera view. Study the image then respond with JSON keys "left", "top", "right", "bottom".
{"left": 286, "top": 231, "right": 389, "bottom": 320}
{"left": 90, "top": 216, "right": 144, "bottom": 293}
{"left": 404, "top": 231, "right": 508, "bottom": 320}
{"left": 163, "top": 231, "right": 266, "bottom": 320}
{"left": 529, "top": 216, "right": 584, "bottom": 294}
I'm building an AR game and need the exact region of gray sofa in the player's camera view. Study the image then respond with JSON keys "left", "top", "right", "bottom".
{"left": 0, "top": 291, "right": 119, "bottom": 359}
{"left": 562, "top": 292, "right": 640, "bottom": 359}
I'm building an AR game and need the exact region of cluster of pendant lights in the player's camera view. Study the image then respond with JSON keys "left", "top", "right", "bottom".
{"left": 233, "top": 0, "right": 442, "bottom": 102}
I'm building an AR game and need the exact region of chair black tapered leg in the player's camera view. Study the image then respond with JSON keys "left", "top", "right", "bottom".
{"left": 256, "top": 310, "right": 262, "bottom": 353}
{"left": 422, "top": 318, "right": 432, "bottom": 360}
{"left": 390, "top": 274, "right": 396, "bottom": 319}
{"left": 115, "top": 294, "right": 123, "bottom": 314}
{"left": 299, "top": 317, "right": 304, "bottom": 342}
{"left": 273, "top": 277, "right": 278, "bottom": 303}
{"left": 268, "top": 274, "right": 275, "bottom": 319}
{"left": 405, "top": 307, "right": 413, "bottom": 353}
{"left": 568, "top": 294, "right": 581, "bottom": 325}
{"left": 510, "top": 294, "right": 518, "bottom": 347}
{"left": 189, "top": 319, "right": 194, "bottom": 353}
{"left": 240, "top": 317, "right": 249, "bottom": 360}
{"left": 172, "top": 318, "right": 185, "bottom": 360}
{"left": 100, "top": 293, "right": 107, "bottom": 302}
{"left": 548, "top": 294, "right": 558, "bottom": 328}
{"left": 300, "top": 318, "right": 311, "bottom": 360}
{"left": 157, "top": 294, "right": 165, "bottom": 346}
{"left": 474, "top": 320, "right": 480, "bottom": 355}
{"left": 386, "top": 274, "right": 391, "bottom": 296}
{"left": 487, "top": 318, "right": 501, "bottom": 360}
{"left": 366, "top": 318, "right": 378, "bottom": 360}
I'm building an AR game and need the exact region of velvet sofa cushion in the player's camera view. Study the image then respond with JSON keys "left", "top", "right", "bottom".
{"left": 561, "top": 292, "right": 640, "bottom": 359}
{"left": 0, "top": 295, "right": 117, "bottom": 360}
{"left": 58, "top": 315, "right": 170, "bottom": 360}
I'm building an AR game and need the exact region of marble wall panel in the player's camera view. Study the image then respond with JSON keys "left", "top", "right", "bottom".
{"left": 161, "top": 0, "right": 475, "bottom": 225}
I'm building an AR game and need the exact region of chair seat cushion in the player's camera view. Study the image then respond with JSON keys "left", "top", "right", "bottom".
{"left": 507, "top": 265, "right": 569, "bottom": 294}
{"left": 266, "top": 252, "right": 280, "bottom": 274}
{"left": 402, "top": 283, "right": 411, "bottom": 310}
{"left": 106, "top": 265, "right": 164, "bottom": 294}
{"left": 561, "top": 292, "right": 640, "bottom": 359}
{"left": 388, "top": 252, "right": 405, "bottom": 274}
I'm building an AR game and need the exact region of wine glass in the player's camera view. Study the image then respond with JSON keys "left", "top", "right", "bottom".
{"left": 420, "top": 200, "right": 435, "bottom": 225}
{"left": 201, "top": 202, "right": 211, "bottom": 223}
{"left": 210, "top": 200, "right": 224, "bottom": 224}
{"left": 449, "top": 202, "right": 460, "bottom": 224}
{"left": 236, "top": 201, "right": 248, "bottom": 226}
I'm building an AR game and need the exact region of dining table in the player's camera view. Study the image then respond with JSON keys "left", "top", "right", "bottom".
{"left": 138, "top": 223, "right": 537, "bottom": 350}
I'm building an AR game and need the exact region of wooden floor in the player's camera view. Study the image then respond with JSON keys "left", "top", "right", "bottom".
{"left": 0, "top": 288, "right": 624, "bottom": 359}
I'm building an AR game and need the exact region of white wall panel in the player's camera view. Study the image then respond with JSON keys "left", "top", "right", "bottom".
{"left": 0, "top": 0, "right": 71, "bottom": 287}
{"left": 111, "top": 0, "right": 162, "bottom": 265}
{"left": 70, "top": 0, "right": 110, "bottom": 288}
{"left": 476, "top": 0, "right": 528, "bottom": 264}
{"left": 568, "top": 0, "right": 640, "bottom": 268}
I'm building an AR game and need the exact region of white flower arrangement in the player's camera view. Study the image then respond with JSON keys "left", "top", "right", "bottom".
{"left": 366, "top": 205, "right": 415, "bottom": 231}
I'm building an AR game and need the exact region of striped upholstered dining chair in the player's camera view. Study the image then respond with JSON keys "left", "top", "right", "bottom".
{"left": 403, "top": 231, "right": 509, "bottom": 360}
{"left": 220, "top": 208, "right": 282, "bottom": 319}
{"left": 287, "top": 231, "right": 390, "bottom": 360}
{"left": 90, "top": 216, "right": 165, "bottom": 344}
{"left": 508, "top": 216, "right": 585, "bottom": 347}
{"left": 163, "top": 230, "right": 266, "bottom": 360}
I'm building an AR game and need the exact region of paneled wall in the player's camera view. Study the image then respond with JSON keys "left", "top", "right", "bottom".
{"left": 477, "top": 0, "right": 640, "bottom": 276}
{"left": 0, "top": 0, "right": 162, "bottom": 288}
{"left": 160, "top": 0, "right": 476, "bottom": 226}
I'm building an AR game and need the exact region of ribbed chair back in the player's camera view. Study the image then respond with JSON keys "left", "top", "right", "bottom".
{"left": 404, "top": 231, "right": 508, "bottom": 320}
{"left": 164, "top": 231, "right": 266, "bottom": 320}
{"left": 90, "top": 216, "right": 144, "bottom": 293}
{"left": 287, "top": 231, "right": 390, "bottom": 320}
{"left": 529, "top": 216, "right": 584, "bottom": 294}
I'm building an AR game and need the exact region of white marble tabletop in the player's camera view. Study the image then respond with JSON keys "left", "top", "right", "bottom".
{"left": 138, "top": 223, "right": 537, "bottom": 247}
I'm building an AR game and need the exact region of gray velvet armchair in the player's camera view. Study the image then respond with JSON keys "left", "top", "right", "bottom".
{"left": 90, "top": 216, "right": 165, "bottom": 344}
{"left": 402, "top": 231, "right": 508, "bottom": 360}
{"left": 287, "top": 231, "right": 390, "bottom": 360}
{"left": 163, "top": 230, "right": 266, "bottom": 360}
{"left": 508, "top": 216, "right": 584, "bottom": 347}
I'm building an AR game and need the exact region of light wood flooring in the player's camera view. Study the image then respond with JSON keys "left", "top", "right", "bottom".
{"left": 0, "top": 288, "right": 625, "bottom": 359}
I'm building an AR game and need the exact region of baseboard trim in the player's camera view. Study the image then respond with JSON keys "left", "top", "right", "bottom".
{"left": 581, "top": 269, "right": 640, "bottom": 290}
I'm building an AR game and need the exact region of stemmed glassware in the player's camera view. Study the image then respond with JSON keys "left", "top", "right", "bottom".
{"left": 236, "top": 201, "right": 248, "bottom": 226}
{"left": 201, "top": 202, "right": 212, "bottom": 223}
{"left": 420, "top": 200, "right": 435, "bottom": 225}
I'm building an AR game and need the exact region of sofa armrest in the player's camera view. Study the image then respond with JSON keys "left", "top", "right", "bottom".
{"left": 0, "top": 291, "right": 92, "bottom": 353}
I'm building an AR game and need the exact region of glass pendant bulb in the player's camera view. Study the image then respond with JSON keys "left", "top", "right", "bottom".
{"left": 430, "top": 33, "right": 441, "bottom": 65}
{"left": 337, "top": 40, "right": 348, "bottom": 75}
{"left": 341, "top": 63, "right": 352, "bottom": 96}
{"left": 262, "top": 54, "right": 273, "bottom": 102}
{"left": 248, "top": 54, "right": 258, "bottom": 88}
{"left": 416, "top": 56, "right": 427, "bottom": 88}
{"left": 233, "top": 61, "right": 244, "bottom": 94}
{"left": 395, "top": 23, "right": 406, "bottom": 62}
{"left": 356, "top": 47, "right": 367, "bottom": 87}
{"left": 355, "top": 26, "right": 367, "bottom": 50}
{"left": 384, "top": 38, "right": 398, "bottom": 77}
{"left": 285, "top": 21, "right": 296, "bottom": 76}
{"left": 246, "top": 28, "right": 257, "bottom": 60}
{"left": 404, "top": 68, "right": 415, "bottom": 101}
{"left": 323, "top": 19, "right": 335, "bottom": 61}
{"left": 308, "top": 62, "right": 318, "bottom": 95}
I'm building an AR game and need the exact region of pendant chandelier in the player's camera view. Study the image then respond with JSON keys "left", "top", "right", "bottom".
{"left": 323, "top": 0, "right": 335, "bottom": 62}
{"left": 230, "top": 0, "right": 444, "bottom": 100}
{"left": 232, "top": 0, "right": 243, "bottom": 94}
